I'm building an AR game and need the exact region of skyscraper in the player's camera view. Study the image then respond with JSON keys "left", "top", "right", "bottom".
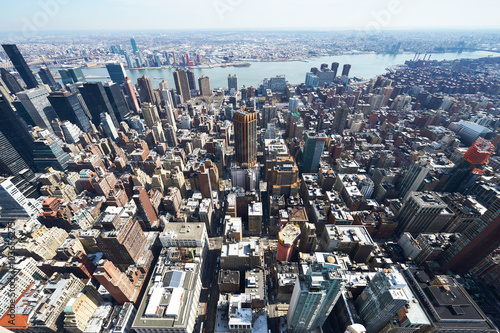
{"left": 33, "top": 137, "right": 70, "bottom": 171}
{"left": 301, "top": 131, "right": 327, "bottom": 173}
{"left": 103, "top": 81, "right": 130, "bottom": 122}
{"left": 47, "top": 90, "right": 93, "bottom": 133}
{"left": 234, "top": 108, "right": 257, "bottom": 166}
{"left": 0, "top": 130, "right": 34, "bottom": 178}
{"left": 130, "top": 37, "right": 138, "bottom": 53}
{"left": 342, "top": 64, "right": 351, "bottom": 76}
{"left": 106, "top": 63, "right": 127, "bottom": 83}
{"left": 186, "top": 69, "right": 196, "bottom": 91}
{"left": 355, "top": 267, "right": 414, "bottom": 333}
{"left": 398, "top": 158, "right": 430, "bottom": 199}
{"left": 132, "top": 186, "right": 158, "bottom": 230}
{"left": 228, "top": 74, "right": 238, "bottom": 92}
{"left": 443, "top": 138, "right": 495, "bottom": 193}
{"left": 395, "top": 191, "right": 448, "bottom": 236}
{"left": 173, "top": 68, "right": 191, "bottom": 102}
{"left": 59, "top": 68, "right": 86, "bottom": 84}
{"left": 38, "top": 67, "right": 58, "bottom": 89}
{"left": 332, "top": 104, "right": 350, "bottom": 134}
{"left": 331, "top": 62, "right": 339, "bottom": 76}
{"left": 277, "top": 223, "right": 301, "bottom": 262}
{"left": 287, "top": 253, "right": 346, "bottom": 332}
{"left": 100, "top": 112, "right": 119, "bottom": 141}
{"left": 94, "top": 260, "right": 139, "bottom": 304}
{"left": 78, "top": 82, "right": 119, "bottom": 128}
{"left": 123, "top": 76, "right": 140, "bottom": 113}
{"left": 0, "top": 68, "right": 24, "bottom": 94}
{"left": 0, "top": 93, "right": 35, "bottom": 168}
{"left": 1, "top": 44, "right": 39, "bottom": 89}
{"left": 137, "top": 75, "right": 156, "bottom": 105}
{"left": 141, "top": 103, "right": 160, "bottom": 129}
{"left": 16, "top": 87, "right": 58, "bottom": 130}
{"left": 198, "top": 75, "right": 211, "bottom": 96}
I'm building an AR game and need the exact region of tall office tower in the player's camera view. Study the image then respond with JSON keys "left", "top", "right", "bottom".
{"left": 16, "top": 87, "right": 58, "bottom": 130}
{"left": 198, "top": 75, "right": 211, "bottom": 96}
{"left": 398, "top": 157, "right": 430, "bottom": 199}
{"left": 124, "top": 52, "right": 134, "bottom": 68}
{"left": 438, "top": 195, "right": 500, "bottom": 274}
{"left": 59, "top": 68, "right": 86, "bottom": 84}
{"left": 331, "top": 62, "right": 339, "bottom": 76}
{"left": 38, "top": 67, "right": 58, "bottom": 88}
{"left": 0, "top": 68, "right": 24, "bottom": 94}
{"left": 301, "top": 131, "right": 327, "bottom": 174}
{"left": 106, "top": 63, "right": 127, "bottom": 83}
{"left": 130, "top": 37, "right": 138, "bottom": 53}
{"left": 305, "top": 72, "right": 319, "bottom": 89}
{"left": 186, "top": 69, "right": 196, "bottom": 90}
{"left": 60, "top": 120, "right": 83, "bottom": 144}
{"left": 165, "top": 124, "right": 178, "bottom": 147}
{"left": 124, "top": 77, "right": 140, "bottom": 113}
{"left": 173, "top": 68, "right": 191, "bottom": 102}
{"left": 162, "top": 90, "right": 177, "bottom": 132}
{"left": 141, "top": 103, "right": 160, "bottom": 128}
{"left": 355, "top": 267, "right": 413, "bottom": 333}
{"left": 0, "top": 177, "right": 40, "bottom": 225}
{"left": 277, "top": 223, "right": 301, "bottom": 262}
{"left": 132, "top": 186, "right": 158, "bottom": 230}
{"left": 0, "top": 130, "right": 35, "bottom": 179}
{"left": 159, "top": 80, "right": 169, "bottom": 90}
{"left": 100, "top": 112, "right": 119, "bottom": 140}
{"left": 289, "top": 96, "right": 300, "bottom": 111}
{"left": 287, "top": 253, "right": 346, "bottom": 332}
{"left": 332, "top": 104, "right": 350, "bottom": 134}
{"left": 395, "top": 192, "right": 447, "bottom": 236}
{"left": 78, "top": 82, "right": 119, "bottom": 127}
{"left": 47, "top": 90, "right": 93, "bottom": 132}
{"left": 1, "top": 44, "right": 38, "bottom": 89}
{"left": 103, "top": 81, "right": 130, "bottom": 122}
{"left": 443, "top": 138, "right": 495, "bottom": 193}
{"left": 234, "top": 108, "right": 257, "bottom": 166}
{"left": 136, "top": 75, "right": 156, "bottom": 105}
{"left": 33, "top": 137, "right": 70, "bottom": 171}
{"left": 342, "top": 64, "right": 351, "bottom": 76}
{"left": 94, "top": 260, "right": 139, "bottom": 304}
{"left": 228, "top": 74, "right": 238, "bottom": 92}
{"left": 261, "top": 105, "right": 277, "bottom": 127}
{"left": 0, "top": 94, "right": 35, "bottom": 168}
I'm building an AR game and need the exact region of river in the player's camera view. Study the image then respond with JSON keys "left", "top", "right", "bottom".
{"left": 49, "top": 51, "right": 498, "bottom": 89}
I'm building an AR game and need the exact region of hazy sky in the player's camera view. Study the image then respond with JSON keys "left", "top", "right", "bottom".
{"left": 0, "top": 0, "right": 499, "bottom": 32}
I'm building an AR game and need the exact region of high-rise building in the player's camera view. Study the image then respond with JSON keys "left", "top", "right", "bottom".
{"left": 133, "top": 186, "right": 158, "bottom": 230}
{"left": 0, "top": 94, "right": 35, "bottom": 169}
{"left": 38, "top": 67, "right": 58, "bottom": 88}
{"left": 186, "top": 69, "right": 196, "bottom": 91}
{"left": 137, "top": 75, "right": 157, "bottom": 105}
{"left": 287, "top": 253, "right": 346, "bottom": 332}
{"left": 130, "top": 37, "right": 138, "bottom": 53}
{"left": 1, "top": 44, "right": 38, "bottom": 89}
{"left": 47, "top": 90, "right": 93, "bottom": 132}
{"left": 0, "top": 68, "right": 24, "bottom": 94}
{"left": 33, "top": 137, "right": 70, "bottom": 171}
{"left": 59, "top": 68, "right": 86, "bottom": 84}
{"left": 342, "top": 64, "right": 351, "bottom": 77}
{"left": 0, "top": 177, "right": 40, "bottom": 225}
{"left": 78, "top": 82, "right": 119, "bottom": 128}
{"left": 173, "top": 68, "right": 191, "bottom": 102}
{"left": 141, "top": 103, "right": 160, "bottom": 129}
{"left": 198, "top": 75, "right": 211, "bottom": 96}
{"left": 228, "top": 74, "right": 238, "bottom": 92}
{"left": 100, "top": 112, "right": 119, "bottom": 140}
{"left": 301, "top": 131, "right": 327, "bottom": 173}
{"left": 355, "top": 267, "right": 416, "bottom": 333}
{"left": 124, "top": 76, "right": 140, "bottom": 113}
{"left": 106, "top": 63, "right": 127, "bottom": 83}
{"left": 103, "top": 81, "right": 130, "bottom": 122}
{"left": 16, "top": 87, "right": 58, "bottom": 130}
{"left": 0, "top": 130, "right": 35, "bottom": 179}
{"left": 331, "top": 62, "right": 339, "bottom": 76}
{"left": 234, "top": 108, "right": 257, "bottom": 166}
{"left": 332, "top": 104, "right": 350, "bottom": 134}
{"left": 398, "top": 158, "right": 430, "bottom": 199}
{"left": 396, "top": 192, "right": 448, "bottom": 236}
{"left": 443, "top": 138, "right": 495, "bottom": 193}
{"left": 94, "top": 259, "right": 139, "bottom": 304}
{"left": 277, "top": 223, "right": 301, "bottom": 262}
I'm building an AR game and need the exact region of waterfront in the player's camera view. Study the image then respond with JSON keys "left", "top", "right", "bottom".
{"left": 50, "top": 51, "right": 498, "bottom": 89}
